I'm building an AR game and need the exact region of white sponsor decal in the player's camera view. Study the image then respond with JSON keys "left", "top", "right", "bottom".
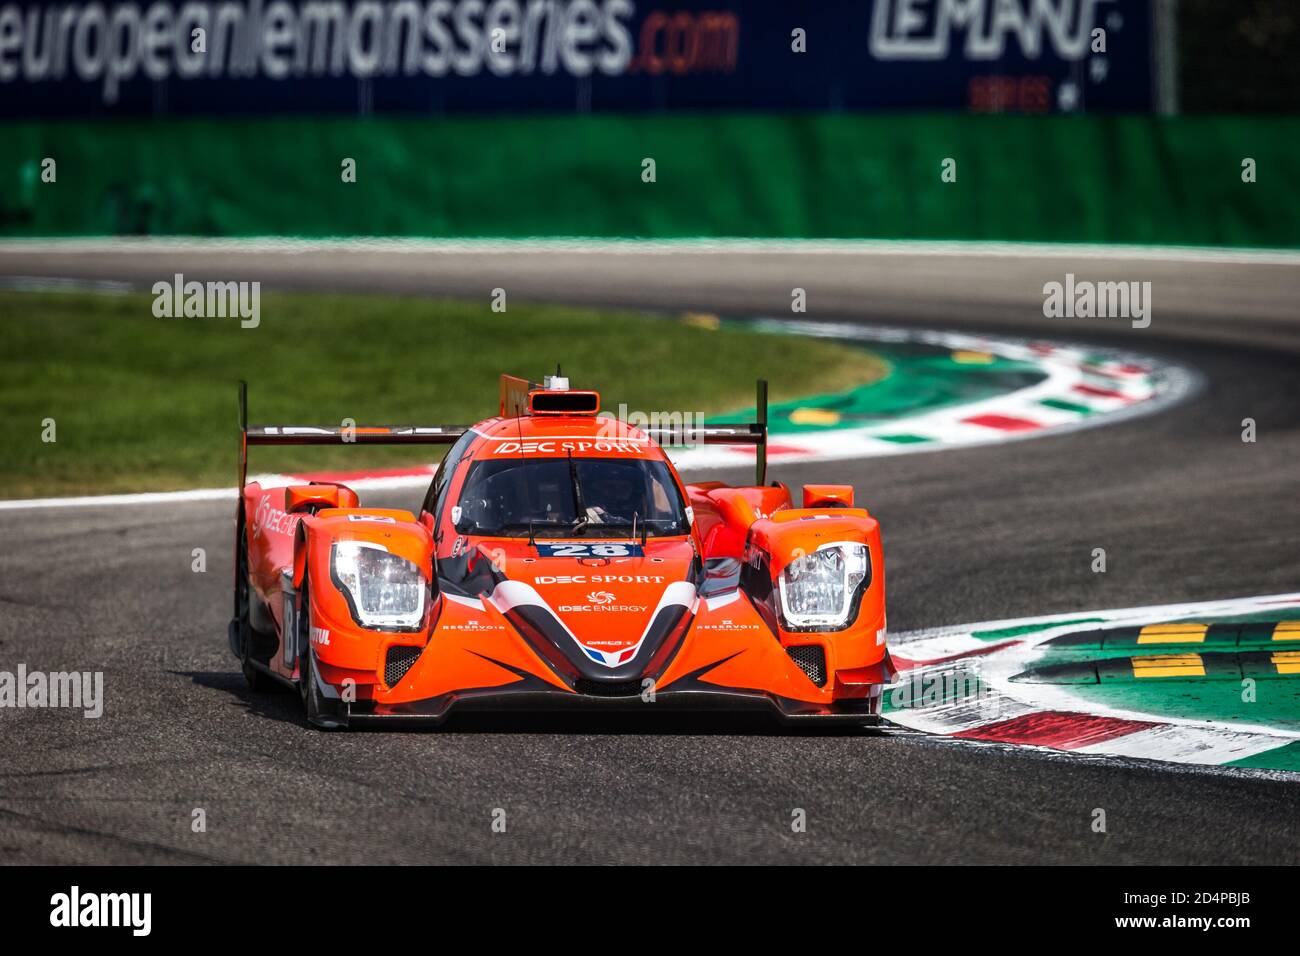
{"left": 869, "top": 0, "right": 1113, "bottom": 62}
{"left": 557, "top": 604, "right": 648, "bottom": 613}
{"left": 2, "top": 0, "right": 638, "bottom": 106}
{"left": 310, "top": 626, "right": 330, "bottom": 646}
{"left": 535, "top": 574, "right": 665, "bottom": 584}
{"left": 253, "top": 493, "right": 301, "bottom": 537}
{"left": 441, "top": 620, "right": 505, "bottom": 631}
{"left": 493, "top": 439, "right": 645, "bottom": 455}
{"left": 694, "top": 619, "right": 760, "bottom": 632}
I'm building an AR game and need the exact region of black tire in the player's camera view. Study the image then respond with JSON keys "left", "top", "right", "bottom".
{"left": 299, "top": 642, "right": 320, "bottom": 721}
{"left": 298, "top": 581, "right": 345, "bottom": 729}
{"left": 234, "top": 518, "right": 276, "bottom": 693}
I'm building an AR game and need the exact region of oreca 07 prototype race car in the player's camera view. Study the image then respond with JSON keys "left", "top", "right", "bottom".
{"left": 229, "top": 375, "right": 895, "bottom": 728}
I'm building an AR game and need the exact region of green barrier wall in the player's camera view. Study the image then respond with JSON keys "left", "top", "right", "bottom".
{"left": 2, "top": 113, "right": 1296, "bottom": 246}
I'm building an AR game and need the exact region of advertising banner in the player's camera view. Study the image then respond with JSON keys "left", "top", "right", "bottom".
{"left": 0, "top": 0, "right": 1153, "bottom": 117}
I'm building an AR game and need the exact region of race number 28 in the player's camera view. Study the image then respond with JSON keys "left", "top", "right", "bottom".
{"left": 535, "top": 543, "right": 643, "bottom": 558}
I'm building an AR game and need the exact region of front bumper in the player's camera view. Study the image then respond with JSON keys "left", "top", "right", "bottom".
{"left": 338, "top": 683, "right": 887, "bottom": 728}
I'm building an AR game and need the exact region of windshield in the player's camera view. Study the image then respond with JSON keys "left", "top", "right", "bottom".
{"left": 453, "top": 456, "right": 688, "bottom": 537}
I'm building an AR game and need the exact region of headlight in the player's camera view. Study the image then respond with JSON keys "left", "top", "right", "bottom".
{"left": 777, "top": 542, "right": 870, "bottom": 630}
{"left": 331, "top": 541, "right": 426, "bottom": 629}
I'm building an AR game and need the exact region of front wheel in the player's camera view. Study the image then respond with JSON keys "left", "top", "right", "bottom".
{"left": 298, "top": 583, "right": 346, "bottom": 730}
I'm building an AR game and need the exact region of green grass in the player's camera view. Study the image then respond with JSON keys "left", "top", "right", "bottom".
{"left": 0, "top": 290, "right": 885, "bottom": 498}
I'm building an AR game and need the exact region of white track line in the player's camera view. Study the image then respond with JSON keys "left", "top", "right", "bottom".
{"left": 3, "top": 236, "right": 1300, "bottom": 266}
{"left": 0, "top": 472, "right": 435, "bottom": 511}
{"left": 1072, "top": 726, "right": 1288, "bottom": 765}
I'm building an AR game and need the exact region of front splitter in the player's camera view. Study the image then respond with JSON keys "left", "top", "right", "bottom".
{"left": 346, "top": 686, "right": 885, "bottom": 728}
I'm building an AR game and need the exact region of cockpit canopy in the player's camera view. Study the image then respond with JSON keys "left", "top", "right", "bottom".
{"left": 454, "top": 456, "right": 688, "bottom": 538}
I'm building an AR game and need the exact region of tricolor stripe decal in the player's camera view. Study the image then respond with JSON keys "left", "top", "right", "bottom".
{"left": 669, "top": 322, "right": 1198, "bottom": 471}
{"left": 886, "top": 593, "right": 1300, "bottom": 775}
{"left": 953, "top": 712, "right": 1157, "bottom": 750}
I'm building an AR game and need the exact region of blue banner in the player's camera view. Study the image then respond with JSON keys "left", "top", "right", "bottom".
{"left": 0, "top": 0, "right": 1153, "bottom": 117}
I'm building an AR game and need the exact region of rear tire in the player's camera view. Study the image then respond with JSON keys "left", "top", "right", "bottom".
{"left": 234, "top": 520, "right": 276, "bottom": 693}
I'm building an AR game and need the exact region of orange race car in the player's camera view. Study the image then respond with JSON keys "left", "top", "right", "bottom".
{"left": 228, "top": 374, "right": 895, "bottom": 728}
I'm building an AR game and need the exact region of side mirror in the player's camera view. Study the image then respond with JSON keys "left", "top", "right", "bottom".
{"left": 802, "top": 484, "right": 854, "bottom": 509}
{"left": 278, "top": 486, "right": 351, "bottom": 515}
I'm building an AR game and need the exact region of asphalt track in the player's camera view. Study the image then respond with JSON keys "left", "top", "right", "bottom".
{"left": 1, "top": 244, "right": 1298, "bottom": 864}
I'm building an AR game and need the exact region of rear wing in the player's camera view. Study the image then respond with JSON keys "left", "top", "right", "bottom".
{"left": 238, "top": 381, "right": 467, "bottom": 491}
{"left": 643, "top": 379, "right": 769, "bottom": 486}
{"left": 238, "top": 376, "right": 770, "bottom": 490}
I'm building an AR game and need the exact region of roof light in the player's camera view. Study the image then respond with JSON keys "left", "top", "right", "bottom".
{"left": 528, "top": 389, "right": 601, "bottom": 415}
